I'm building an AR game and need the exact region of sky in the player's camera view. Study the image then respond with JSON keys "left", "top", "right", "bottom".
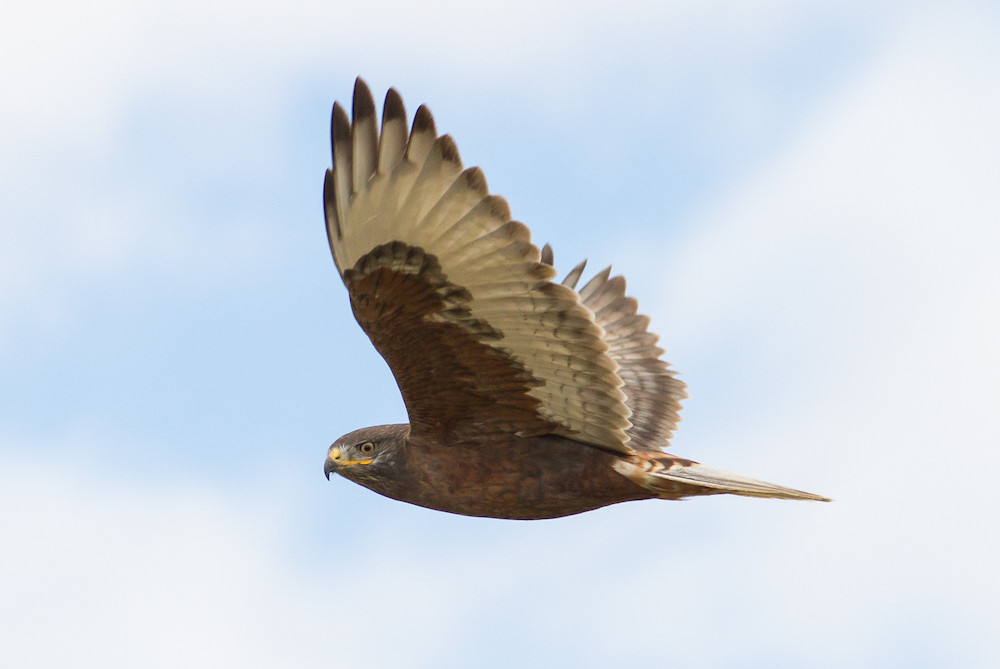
{"left": 2, "top": 0, "right": 999, "bottom": 667}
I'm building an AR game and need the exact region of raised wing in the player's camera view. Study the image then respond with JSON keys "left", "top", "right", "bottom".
{"left": 541, "top": 246, "right": 687, "bottom": 451}
{"left": 324, "top": 78, "right": 632, "bottom": 453}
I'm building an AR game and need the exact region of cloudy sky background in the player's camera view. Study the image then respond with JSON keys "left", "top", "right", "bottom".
{"left": 2, "top": 0, "right": 998, "bottom": 666}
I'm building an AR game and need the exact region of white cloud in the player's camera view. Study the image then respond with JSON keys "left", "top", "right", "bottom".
{"left": 1, "top": 0, "right": 884, "bottom": 123}
{"left": 0, "top": 0, "right": 896, "bottom": 347}
{"left": 0, "top": 449, "right": 488, "bottom": 667}
{"left": 642, "top": 5, "right": 1000, "bottom": 662}
{"left": 1, "top": 453, "right": 299, "bottom": 665}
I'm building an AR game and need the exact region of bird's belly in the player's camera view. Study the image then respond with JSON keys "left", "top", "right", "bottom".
{"left": 386, "top": 436, "right": 654, "bottom": 520}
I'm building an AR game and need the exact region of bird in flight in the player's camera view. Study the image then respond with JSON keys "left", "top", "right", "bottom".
{"left": 322, "top": 78, "right": 828, "bottom": 519}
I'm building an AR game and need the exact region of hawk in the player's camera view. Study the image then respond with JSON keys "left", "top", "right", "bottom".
{"left": 322, "top": 78, "right": 828, "bottom": 519}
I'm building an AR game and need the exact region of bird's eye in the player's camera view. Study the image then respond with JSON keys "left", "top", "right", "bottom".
{"left": 359, "top": 441, "right": 376, "bottom": 455}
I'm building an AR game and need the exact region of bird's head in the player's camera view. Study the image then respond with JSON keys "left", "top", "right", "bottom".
{"left": 324, "top": 424, "right": 408, "bottom": 489}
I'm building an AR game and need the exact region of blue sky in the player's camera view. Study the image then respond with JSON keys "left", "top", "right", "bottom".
{"left": 2, "top": 1, "right": 999, "bottom": 667}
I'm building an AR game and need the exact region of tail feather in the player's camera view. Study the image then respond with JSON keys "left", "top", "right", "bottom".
{"left": 654, "top": 461, "right": 831, "bottom": 501}
{"left": 614, "top": 457, "right": 830, "bottom": 502}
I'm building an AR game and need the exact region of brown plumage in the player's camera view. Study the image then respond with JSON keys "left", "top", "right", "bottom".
{"left": 322, "top": 78, "right": 828, "bottom": 519}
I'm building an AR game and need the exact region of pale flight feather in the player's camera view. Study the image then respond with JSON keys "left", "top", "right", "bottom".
{"left": 325, "top": 79, "right": 635, "bottom": 453}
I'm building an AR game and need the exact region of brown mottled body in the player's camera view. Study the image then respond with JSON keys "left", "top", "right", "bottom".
{"left": 400, "top": 434, "right": 657, "bottom": 519}
{"left": 327, "top": 424, "right": 725, "bottom": 520}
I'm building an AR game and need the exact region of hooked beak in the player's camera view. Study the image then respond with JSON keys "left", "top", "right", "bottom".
{"left": 324, "top": 446, "right": 341, "bottom": 480}
{"left": 324, "top": 446, "right": 373, "bottom": 480}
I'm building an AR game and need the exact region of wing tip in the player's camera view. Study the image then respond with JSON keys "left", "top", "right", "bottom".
{"left": 462, "top": 166, "right": 488, "bottom": 196}
{"left": 331, "top": 102, "right": 351, "bottom": 154}
{"left": 383, "top": 87, "right": 406, "bottom": 123}
{"left": 353, "top": 77, "right": 375, "bottom": 122}
{"left": 323, "top": 169, "right": 339, "bottom": 232}
{"left": 412, "top": 104, "right": 436, "bottom": 137}
{"left": 437, "top": 134, "right": 462, "bottom": 165}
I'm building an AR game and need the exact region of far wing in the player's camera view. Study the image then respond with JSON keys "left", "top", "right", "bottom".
{"left": 541, "top": 246, "right": 687, "bottom": 451}
{"left": 324, "top": 79, "right": 632, "bottom": 453}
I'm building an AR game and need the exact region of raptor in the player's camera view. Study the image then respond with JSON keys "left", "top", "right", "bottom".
{"left": 322, "top": 78, "right": 828, "bottom": 519}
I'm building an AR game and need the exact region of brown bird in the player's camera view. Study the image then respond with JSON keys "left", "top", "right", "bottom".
{"left": 322, "top": 78, "right": 829, "bottom": 519}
